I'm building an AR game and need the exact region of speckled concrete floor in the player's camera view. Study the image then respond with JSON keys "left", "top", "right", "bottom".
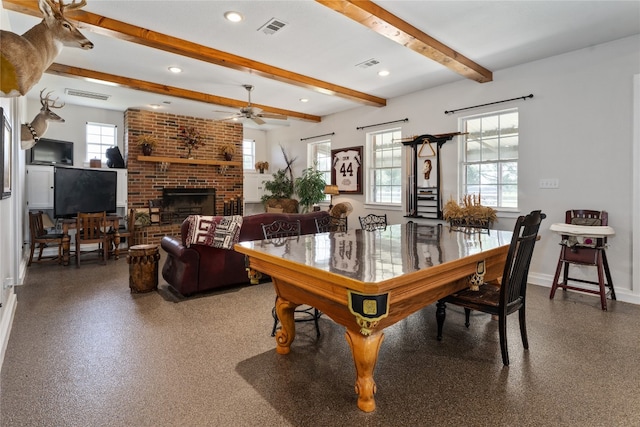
{"left": 1, "top": 252, "right": 639, "bottom": 427}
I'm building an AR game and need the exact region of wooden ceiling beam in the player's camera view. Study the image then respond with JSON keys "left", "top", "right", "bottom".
{"left": 46, "top": 63, "right": 322, "bottom": 123}
{"left": 2, "top": 0, "right": 386, "bottom": 107}
{"left": 316, "top": 0, "right": 493, "bottom": 83}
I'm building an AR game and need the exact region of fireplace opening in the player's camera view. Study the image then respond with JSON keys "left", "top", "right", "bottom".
{"left": 159, "top": 188, "right": 216, "bottom": 224}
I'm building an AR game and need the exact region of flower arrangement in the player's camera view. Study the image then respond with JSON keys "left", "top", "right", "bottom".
{"left": 255, "top": 161, "right": 269, "bottom": 172}
{"left": 443, "top": 194, "right": 497, "bottom": 230}
{"left": 178, "top": 126, "right": 205, "bottom": 150}
{"left": 136, "top": 135, "right": 157, "bottom": 148}
{"left": 219, "top": 143, "right": 236, "bottom": 156}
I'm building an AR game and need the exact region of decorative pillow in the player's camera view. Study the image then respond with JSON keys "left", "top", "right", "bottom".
{"left": 212, "top": 215, "right": 243, "bottom": 249}
{"left": 185, "top": 215, "right": 217, "bottom": 248}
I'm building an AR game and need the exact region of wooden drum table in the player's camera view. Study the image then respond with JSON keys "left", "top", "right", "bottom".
{"left": 127, "top": 244, "right": 160, "bottom": 293}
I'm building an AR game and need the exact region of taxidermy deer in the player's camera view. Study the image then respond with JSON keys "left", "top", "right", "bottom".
{"left": 21, "top": 89, "right": 65, "bottom": 150}
{"left": 0, "top": 0, "right": 94, "bottom": 98}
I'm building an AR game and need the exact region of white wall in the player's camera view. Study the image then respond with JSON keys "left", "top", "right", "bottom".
{"left": 24, "top": 103, "right": 125, "bottom": 168}
{"left": 266, "top": 35, "right": 640, "bottom": 304}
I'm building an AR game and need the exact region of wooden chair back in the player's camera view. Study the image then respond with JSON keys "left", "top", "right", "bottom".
{"left": 315, "top": 215, "right": 348, "bottom": 233}
{"left": 75, "top": 211, "right": 109, "bottom": 266}
{"left": 359, "top": 213, "right": 387, "bottom": 231}
{"left": 27, "top": 211, "right": 64, "bottom": 266}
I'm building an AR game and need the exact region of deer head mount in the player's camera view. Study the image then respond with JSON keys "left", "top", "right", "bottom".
{"left": 21, "top": 89, "right": 66, "bottom": 150}
{"left": 1, "top": 0, "right": 94, "bottom": 98}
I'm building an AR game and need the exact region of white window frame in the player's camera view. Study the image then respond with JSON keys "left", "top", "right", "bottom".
{"left": 307, "top": 140, "right": 332, "bottom": 202}
{"left": 86, "top": 122, "right": 117, "bottom": 164}
{"left": 366, "top": 128, "right": 403, "bottom": 206}
{"left": 243, "top": 139, "right": 255, "bottom": 171}
{"left": 460, "top": 108, "right": 519, "bottom": 210}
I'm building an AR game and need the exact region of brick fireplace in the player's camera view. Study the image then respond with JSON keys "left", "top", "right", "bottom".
{"left": 124, "top": 109, "right": 244, "bottom": 245}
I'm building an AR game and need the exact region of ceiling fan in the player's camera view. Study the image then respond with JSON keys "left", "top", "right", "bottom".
{"left": 220, "top": 84, "right": 287, "bottom": 125}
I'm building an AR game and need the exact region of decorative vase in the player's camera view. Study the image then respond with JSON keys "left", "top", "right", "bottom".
{"left": 224, "top": 153, "right": 232, "bottom": 161}
{"left": 259, "top": 168, "right": 265, "bottom": 174}
{"left": 142, "top": 144, "right": 153, "bottom": 156}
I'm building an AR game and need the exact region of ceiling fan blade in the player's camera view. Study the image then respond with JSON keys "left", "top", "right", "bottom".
{"left": 258, "top": 113, "right": 288, "bottom": 120}
{"left": 251, "top": 116, "right": 266, "bottom": 125}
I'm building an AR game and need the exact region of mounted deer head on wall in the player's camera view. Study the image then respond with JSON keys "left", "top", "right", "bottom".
{"left": 0, "top": 0, "right": 94, "bottom": 98}
{"left": 21, "top": 89, "right": 65, "bottom": 150}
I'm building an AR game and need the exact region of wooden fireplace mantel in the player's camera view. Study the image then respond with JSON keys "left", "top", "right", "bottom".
{"left": 137, "top": 155, "right": 242, "bottom": 167}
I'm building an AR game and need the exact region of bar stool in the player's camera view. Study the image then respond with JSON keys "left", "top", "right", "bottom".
{"left": 549, "top": 210, "right": 615, "bottom": 310}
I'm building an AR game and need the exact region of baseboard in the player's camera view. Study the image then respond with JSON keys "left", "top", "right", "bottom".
{"left": 0, "top": 291, "right": 18, "bottom": 371}
{"left": 528, "top": 272, "right": 640, "bottom": 305}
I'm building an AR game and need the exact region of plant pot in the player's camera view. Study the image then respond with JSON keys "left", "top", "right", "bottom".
{"left": 224, "top": 153, "right": 233, "bottom": 161}
{"left": 259, "top": 168, "right": 265, "bottom": 174}
{"left": 142, "top": 144, "right": 153, "bottom": 156}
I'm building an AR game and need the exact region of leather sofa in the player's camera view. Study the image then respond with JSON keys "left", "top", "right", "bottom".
{"left": 161, "top": 211, "right": 330, "bottom": 296}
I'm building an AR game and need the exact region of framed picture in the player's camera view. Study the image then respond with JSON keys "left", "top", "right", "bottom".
{"left": 331, "top": 146, "right": 362, "bottom": 194}
{"left": 1, "top": 107, "right": 12, "bottom": 199}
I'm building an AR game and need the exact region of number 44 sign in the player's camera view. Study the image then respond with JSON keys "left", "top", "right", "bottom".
{"left": 331, "top": 146, "right": 363, "bottom": 194}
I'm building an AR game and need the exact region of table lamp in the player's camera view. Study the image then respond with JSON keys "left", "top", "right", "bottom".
{"left": 324, "top": 185, "right": 339, "bottom": 210}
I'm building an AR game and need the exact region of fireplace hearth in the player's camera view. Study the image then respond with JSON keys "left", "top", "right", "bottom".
{"left": 160, "top": 188, "right": 216, "bottom": 224}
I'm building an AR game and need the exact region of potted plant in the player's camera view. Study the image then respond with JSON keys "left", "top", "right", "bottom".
{"left": 261, "top": 169, "right": 298, "bottom": 213}
{"left": 294, "top": 164, "right": 327, "bottom": 213}
{"left": 255, "top": 161, "right": 269, "bottom": 173}
{"left": 220, "top": 143, "right": 236, "bottom": 161}
{"left": 136, "top": 135, "right": 157, "bottom": 156}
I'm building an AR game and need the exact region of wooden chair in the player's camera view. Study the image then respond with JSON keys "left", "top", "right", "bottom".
{"left": 315, "top": 215, "right": 348, "bottom": 233}
{"left": 549, "top": 210, "right": 615, "bottom": 310}
{"left": 261, "top": 219, "right": 321, "bottom": 338}
{"left": 359, "top": 213, "right": 387, "bottom": 231}
{"left": 27, "top": 211, "right": 64, "bottom": 266}
{"left": 115, "top": 208, "right": 137, "bottom": 250}
{"left": 435, "top": 210, "right": 546, "bottom": 366}
{"left": 75, "top": 211, "right": 110, "bottom": 267}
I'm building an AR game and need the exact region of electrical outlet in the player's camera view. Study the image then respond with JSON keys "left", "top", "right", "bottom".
{"left": 539, "top": 178, "right": 559, "bottom": 189}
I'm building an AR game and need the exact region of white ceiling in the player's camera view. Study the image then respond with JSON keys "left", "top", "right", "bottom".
{"left": 5, "top": 1, "right": 640, "bottom": 130}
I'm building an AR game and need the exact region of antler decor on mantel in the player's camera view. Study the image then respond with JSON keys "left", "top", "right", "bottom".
{"left": 0, "top": 0, "right": 94, "bottom": 98}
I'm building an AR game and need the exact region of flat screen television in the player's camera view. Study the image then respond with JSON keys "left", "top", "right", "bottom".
{"left": 28, "top": 138, "right": 74, "bottom": 165}
{"left": 53, "top": 167, "right": 117, "bottom": 218}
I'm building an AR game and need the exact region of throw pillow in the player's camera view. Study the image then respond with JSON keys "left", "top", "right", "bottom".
{"left": 212, "top": 215, "right": 243, "bottom": 250}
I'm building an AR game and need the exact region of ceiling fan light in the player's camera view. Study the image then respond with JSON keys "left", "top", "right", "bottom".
{"left": 225, "top": 11, "right": 243, "bottom": 22}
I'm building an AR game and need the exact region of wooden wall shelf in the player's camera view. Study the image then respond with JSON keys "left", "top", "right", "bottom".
{"left": 137, "top": 155, "right": 242, "bottom": 167}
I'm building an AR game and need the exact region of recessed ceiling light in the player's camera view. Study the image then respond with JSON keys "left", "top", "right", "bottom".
{"left": 168, "top": 66, "right": 182, "bottom": 73}
{"left": 224, "top": 11, "right": 243, "bottom": 22}
{"left": 149, "top": 104, "right": 161, "bottom": 109}
{"left": 299, "top": 98, "right": 309, "bottom": 103}
{"left": 378, "top": 70, "right": 390, "bottom": 77}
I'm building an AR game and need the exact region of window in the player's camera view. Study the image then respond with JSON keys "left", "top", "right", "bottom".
{"left": 243, "top": 139, "right": 255, "bottom": 170}
{"left": 461, "top": 109, "right": 518, "bottom": 209}
{"left": 308, "top": 140, "right": 332, "bottom": 201}
{"left": 367, "top": 128, "right": 402, "bottom": 204}
{"left": 86, "top": 122, "right": 116, "bottom": 164}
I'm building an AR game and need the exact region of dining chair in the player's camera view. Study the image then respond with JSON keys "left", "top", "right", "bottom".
{"left": 315, "top": 215, "right": 348, "bottom": 233}
{"left": 116, "top": 208, "right": 137, "bottom": 250}
{"left": 435, "top": 210, "right": 546, "bottom": 365}
{"left": 27, "top": 211, "right": 64, "bottom": 266}
{"left": 261, "top": 219, "right": 321, "bottom": 338}
{"left": 549, "top": 209, "right": 615, "bottom": 310}
{"left": 75, "top": 211, "right": 110, "bottom": 267}
{"left": 359, "top": 213, "right": 387, "bottom": 231}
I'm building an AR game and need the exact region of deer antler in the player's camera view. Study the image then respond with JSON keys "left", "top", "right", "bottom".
{"left": 58, "top": 0, "right": 88, "bottom": 14}
{"left": 40, "top": 89, "right": 65, "bottom": 109}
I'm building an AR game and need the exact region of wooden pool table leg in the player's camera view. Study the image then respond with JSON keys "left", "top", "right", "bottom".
{"left": 274, "top": 296, "right": 298, "bottom": 355}
{"left": 345, "top": 329, "right": 385, "bottom": 413}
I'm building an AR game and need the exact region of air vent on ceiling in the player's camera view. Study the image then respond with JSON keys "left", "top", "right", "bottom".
{"left": 64, "top": 88, "right": 111, "bottom": 101}
{"left": 258, "top": 18, "right": 287, "bottom": 35}
{"left": 355, "top": 58, "right": 380, "bottom": 69}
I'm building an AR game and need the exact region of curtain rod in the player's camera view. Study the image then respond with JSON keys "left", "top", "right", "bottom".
{"left": 444, "top": 94, "right": 533, "bottom": 115}
{"left": 300, "top": 132, "right": 335, "bottom": 141}
{"left": 356, "top": 118, "right": 408, "bottom": 131}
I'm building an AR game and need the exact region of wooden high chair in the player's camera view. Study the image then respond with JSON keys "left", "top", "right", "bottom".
{"left": 549, "top": 210, "right": 615, "bottom": 310}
